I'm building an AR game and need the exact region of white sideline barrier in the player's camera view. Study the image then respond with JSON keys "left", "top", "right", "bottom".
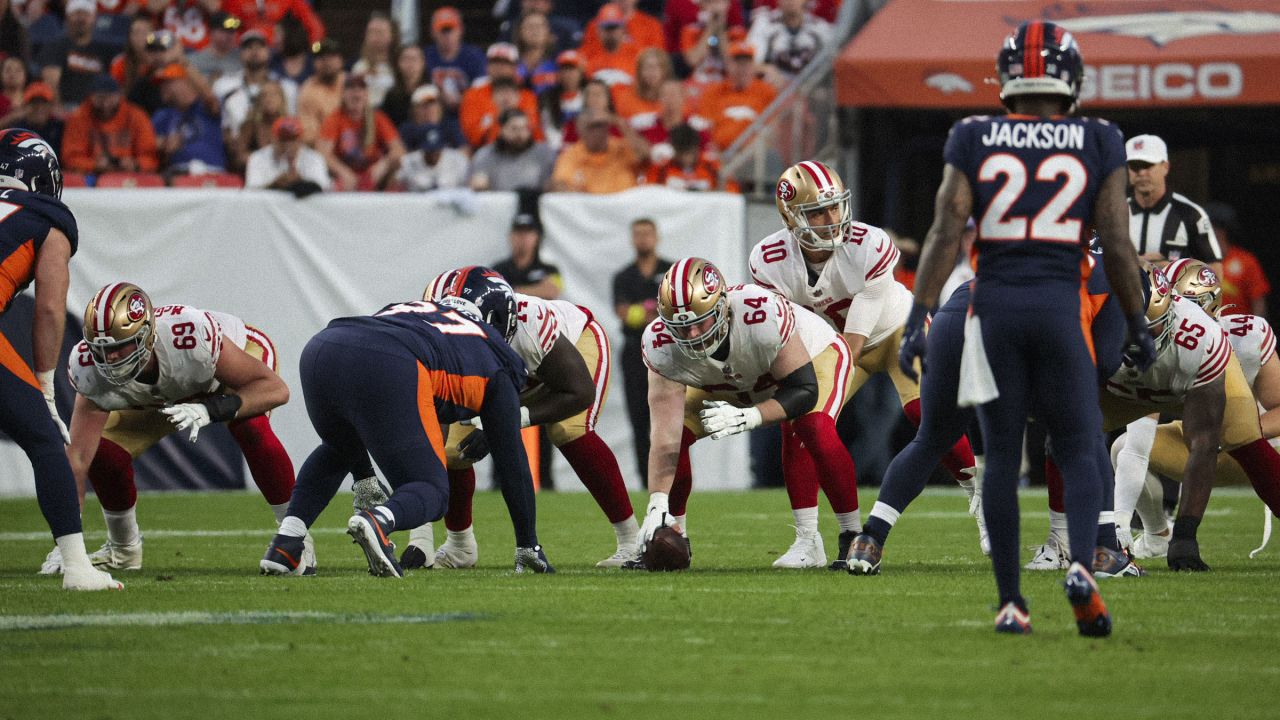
{"left": 1, "top": 187, "right": 752, "bottom": 497}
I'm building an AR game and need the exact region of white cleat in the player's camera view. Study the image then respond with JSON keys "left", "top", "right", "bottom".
{"left": 89, "top": 539, "right": 143, "bottom": 570}
{"left": 1132, "top": 531, "right": 1170, "bottom": 559}
{"left": 301, "top": 532, "right": 317, "bottom": 570}
{"left": 62, "top": 564, "right": 123, "bottom": 591}
{"left": 38, "top": 545, "right": 62, "bottom": 575}
{"left": 1025, "top": 534, "right": 1070, "bottom": 570}
{"left": 596, "top": 544, "right": 642, "bottom": 568}
{"left": 773, "top": 527, "right": 826, "bottom": 568}
{"left": 960, "top": 479, "right": 991, "bottom": 556}
{"left": 433, "top": 529, "right": 478, "bottom": 569}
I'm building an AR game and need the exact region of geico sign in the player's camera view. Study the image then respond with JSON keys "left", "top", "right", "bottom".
{"left": 1080, "top": 63, "right": 1242, "bottom": 102}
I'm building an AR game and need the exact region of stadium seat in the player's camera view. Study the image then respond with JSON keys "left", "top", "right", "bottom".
{"left": 63, "top": 172, "right": 89, "bottom": 188}
{"left": 95, "top": 172, "right": 166, "bottom": 188}
{"left": 171, "top": 173, "right": 244, "bottom": 189}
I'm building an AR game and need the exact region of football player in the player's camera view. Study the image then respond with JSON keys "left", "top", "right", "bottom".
{"left": 901, "top": 21, "right": 1153, "bottom": 635}
{"left": 59, "top": 283, "right": 297, "bottom": 573}
{"left": 637, "top": 257, "right": 861, "bottom": 568}
{"left": 263, "top": 271, "right": 553, "bottom": 577}
{"left": 1109, "top": 259, "right": 1280, "bottom": 557}
{"left": 377, "top": 266, "right": 638, "bottom": 570}
{"left": 0, "top": 128, "right": 120, "bottom": 590}
{"left": 750, "top": 160, "right": 981, "bottom": 567}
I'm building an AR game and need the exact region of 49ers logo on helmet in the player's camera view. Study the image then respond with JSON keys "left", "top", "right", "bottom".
{"left": 1152, "top": 267, "right": 1171, "bottom": 296}
{"left": 1198, "top": 266, "right": 1219, "bottom": 286}
{"left": 703, "top": 266, "right": 721, "bottom": 294}
{"left": 126, "top": 292, "right": 147, "bottom": 322}
{"left": 776, "top": 179, "right": 795, "bottom": 202}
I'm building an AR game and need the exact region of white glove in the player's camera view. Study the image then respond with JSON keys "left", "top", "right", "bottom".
{"left": 637, "top": 492, "right": 679, "bottom": 552}
{"left": 161, "top": 403, "right": 212, "bottom": 442}
{"left": 698, "top": 400, "right": 762, "bottom": 440}
{"left": 463, "top": 406, "right": 530, "bottom": 429}
{"left": 37, "top": 370, "right": 69, "bottom": 444}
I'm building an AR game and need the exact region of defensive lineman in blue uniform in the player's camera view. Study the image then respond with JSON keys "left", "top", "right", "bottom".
{"left": 899, "top": 22, "right": 1154, "bottom": 635}
{"left": 262, "top": 270, "right": 553, "bottom": 577}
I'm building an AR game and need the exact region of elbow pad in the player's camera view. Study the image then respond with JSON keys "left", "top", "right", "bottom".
{"left": 773, "top": 363, "right": 818, "bottom": 419}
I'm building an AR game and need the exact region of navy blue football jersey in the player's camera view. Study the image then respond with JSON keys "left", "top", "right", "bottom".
{"left": 944, "top": 114, "right": 1126, "bottom": 287}
{"left": 0, "top": 188, "right": 78, "bottom": 314}
{"left": 327, "top": 300, "right": 528, "bottom": 424}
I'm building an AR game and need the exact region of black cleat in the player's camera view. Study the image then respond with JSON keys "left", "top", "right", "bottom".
{"left": 829, "top": 530, "right": 858, "bottom": 571}
{"left": 845, "top": 533, "right": 883, "bottom": 576}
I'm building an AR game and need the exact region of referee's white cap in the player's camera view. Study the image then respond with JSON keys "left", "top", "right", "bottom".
{"left": 1125, "top": 134, "right": 1168, "bottom": 164}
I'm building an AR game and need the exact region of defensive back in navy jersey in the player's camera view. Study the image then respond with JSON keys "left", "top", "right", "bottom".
{"left": 0, "top": 189, "right": 78, "bottom": 314}
{"left": 944, "top": 114, "right": 1126, "bottom": 287}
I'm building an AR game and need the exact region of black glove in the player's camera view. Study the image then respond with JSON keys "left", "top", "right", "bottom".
{"left": 1124, "top": 311, "right": 1158, "bottom": 371}
{"left": 898, "top": 303, "right": 931, "bottom": 382}
{"left": 1167, "top": 537, "right": 1210, "bottom": 572}
{"left": 458, "top": 429, "right": 490, "bottom": 461}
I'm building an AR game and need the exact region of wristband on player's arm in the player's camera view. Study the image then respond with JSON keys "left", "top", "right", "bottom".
{"left": 1172, "top": 515, "right": 1201, "bottom": 541}
{"left": 201, "top": 394, "right": 243, "bottom": 423}
{"left": 772, "top": 362, "right": 818, "bottom": 419}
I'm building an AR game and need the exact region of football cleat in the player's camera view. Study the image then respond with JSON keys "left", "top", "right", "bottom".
{"left": 994, "top": 602, "right": 1032, "bottom": 635}
{"left": 829, "top": 530, "right": 857, "bottom": 571}
{"left": 89, "top": 538, "right": 143, "bottom": 570}
{"left": 959, "top": 478, "right": 991, "bottom": 556}
{"left": 400, "top": 543, "right": 435, "bottom": 570}
{"left": 38, "top": 545, "right": 62, "bottom": 575}
{"left": 1093, "top": 546, "right": 1145, "bottom": 578}
{"left": 619, "top": 557, "right": 648, "bottom": 570}
{"left": 773, "top": 526, "right": 826, "bottom": 569}
{"left": 346, "top": 511, "right": 403, "bottom": 578}
{"left": 1064, "top": 561, "right": 1112, "bottom": 637}
{"left": 1025, "top": 534, "right": 1070, "bottom": 570}
{"left": 1131, "top": 531, "right": 1170, "bottom": 559}
{"left": 514, "top": 545, "right": 555, "bottom": 574}
{"left": 351, "top": 475, "right": 390, "bottom": 512}
{"left": 62, "top": 564, "right": 123, "bottom": 591}
{"left": 845, "top": 533, "right": 883, "bottom": 576}
{"left": 433, "top": 528, "right": 478, "bottom": 569}
{"left": 260, "top": 533, "right": 317, "bottom": 576}
{"left": 597, "top": 544, "right": 643, "bottom": 569}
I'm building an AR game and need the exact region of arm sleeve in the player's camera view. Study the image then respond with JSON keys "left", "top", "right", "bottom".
{"left": 843, "top": 270, "right": 891, "bottom": 338}
{"left": 772, "top": 361, "right": 818, "bottom": 419}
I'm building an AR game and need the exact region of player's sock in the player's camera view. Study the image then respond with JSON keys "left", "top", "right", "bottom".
{"left": 668, "top": 429, "right": 696, "bottom": 517}
{"left": 863, "top": 502, "right": 899, "bottom": 545}
{"left": 229, "top": 416, "right": 295, "bottom": 505}
{"left": 792, "top": 413, "right": 858, "bottom": 514}
{"left": 373, "top": 506, "right": 396, "bottom": 526}
{"left": 1048, "top": 510, "right": 1069, "bottom": 544}
{"left": 88, "top": 438, "right": 136, "bottom": 512}
{"left": 269, "top": 502, "right": 289, "bottom": 523}
{"left": 444, "top": 468, "right": 475, "bottom": 532}
{"left": 673, "top": 514, "right": 687, "bottom": 535}
{"left": 558, "top": 432, "right": 634, "bottom": 523}
{"left": 835, "top": 510, "right": 862, "bottom": 533}
{"left": 781, "top": 421, "right": 820, "bottom": 510}
{"left": 278, "top": 516, "right": 308, "bottom": 538}
{"left": 1045, "top": 457, "right": 1065, "bottom": 514}
{"left": 409, "top": 523, "right": 433, "bottom": 547}
{"left": 102, "top": 507, "right": 140, "bottom": 546}
{"left": 1228, "top": 438, "right": 1280, "bottom": 515}
{"left": 792, "top": 505, "right": 818, "bottom": 534}
{"left": 613, "top": 517, "right": 638, "bottom": 547}
{"left": 286, "top": 444, "right": 350, "bottom": 527}
{"left": 1096, "top": 511, "right": 1119, "bottom": 551}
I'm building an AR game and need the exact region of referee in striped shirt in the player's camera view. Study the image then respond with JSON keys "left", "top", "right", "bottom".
{"left": 1125, "top": 134, "right": 1222, "bottom": 274}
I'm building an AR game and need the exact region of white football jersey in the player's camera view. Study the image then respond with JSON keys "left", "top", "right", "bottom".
{"left": 749, "top": 223, "right": 912, "bottom": 349}
{"left": 1106, "top": 297, "right": 1232, "bottom": 405}
{"left": 508, "top": 293, "right": 590, "bottom": 375}
{"left": 1217, "top": 313, "right": 1276, "bottom": 388}
{"left": 68, "top": 305, "right": 246, "bottom": 411}
{"left": 642, "top": 284, "right": 837, "bottom": 404}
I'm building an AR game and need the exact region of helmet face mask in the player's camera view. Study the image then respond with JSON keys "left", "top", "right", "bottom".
{"left": 659, "top": 257, "right": 730, "bottom": 360}
{"left": 83, "top": 283, "right": 155, "bottom": 385}
{"left": 996, "top": 21, "right": 1083, "bottom": 112}
{"left": 1166, "top": 259, "right": 1223, "bottom": 317}
{"left": 776, "top": 161, "right": 853, "bottom": 252}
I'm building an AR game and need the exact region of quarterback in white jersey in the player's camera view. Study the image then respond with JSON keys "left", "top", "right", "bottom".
{"left": 57, "top": 283, "right": 298, "bottom": 574}
{"left": 399, "top": 268, "right": 637, "bottom": 570}
{"left": 638, "top": 257, "right": 862, "bottom": 569}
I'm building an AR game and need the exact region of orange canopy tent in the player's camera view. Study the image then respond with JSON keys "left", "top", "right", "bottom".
{"left": 835, "top": 0, "right": 1280, "bottom": 109}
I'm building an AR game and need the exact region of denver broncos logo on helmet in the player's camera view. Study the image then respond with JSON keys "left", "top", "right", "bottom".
{"left": 776, "top": 179, "right": 795, "bottom": 202}
{"left": 1198, "top": 266, "right": 1219, "bottom": 286}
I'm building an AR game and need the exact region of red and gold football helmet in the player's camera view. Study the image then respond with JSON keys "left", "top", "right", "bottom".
{"left": 775, "top": 160, "right": 852, "bottom": 251}
{"left": 1164, "top": 258, "right": 1222, "bottom": 317}
{"left": 83, "top": 282, "right": 155, "bottom": 385}
{"left": 658, "top": 257, "right": 730, "bottom": 359}
{"left": 1143, "top": 263, "right": 1175, "bottom": 351}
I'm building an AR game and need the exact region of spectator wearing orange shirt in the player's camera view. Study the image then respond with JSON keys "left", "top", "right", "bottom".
{"left": 317, "top": 74, "right": 405, "bottom": 191}
{"left": 697, "top": 42, "right": 775, "bottom": 151}
{"left": 582, "top": 4, "right": 641, "bottom": 88}
{"left": 1207, "top": 202, "right": 1271, "bottom": 318}
{"left": 459, "top": 43, "right": 541, "bottom": 149}
{"left": 221, "top": 0, "right": 325, "bottom": 45}
{"left": 613, "top": 47, "right": 671, "bottom": 132}
{"left": 551, "top": 108, "right": 648, "bottom": 194}
{"left": 62, "top": 74, "right": 159, "bottom": 174}
{"left": 643, "top": 123, "right": 736, "bottom": 192}
{"left": 580, "top": 0, "right": 664, "bottom": 57}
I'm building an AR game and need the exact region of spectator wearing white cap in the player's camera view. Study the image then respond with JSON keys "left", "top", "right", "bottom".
{"left": 1125, "top": 133, "right": 1221, "bottom": 273}
{"left": 36, "top": 0, "right": 118, "bottom": 110}
{"left": 398, "top": 84, "right": 464, "bottom": 150}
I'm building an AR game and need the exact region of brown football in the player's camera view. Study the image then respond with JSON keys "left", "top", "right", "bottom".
{"left": 643, "top": 527, "right": 690, "bottom": 571}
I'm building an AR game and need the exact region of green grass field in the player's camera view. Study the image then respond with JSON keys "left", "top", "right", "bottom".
{"left": 2, "top": 487, "right": 1278, "bottom": 719}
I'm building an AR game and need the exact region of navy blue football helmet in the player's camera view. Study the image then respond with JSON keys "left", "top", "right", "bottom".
{"left": 997, "top": 21, "right": 1084, "bottom": 110}
{"left": 0, "top": 128, "right": 63, "bottom": 199}
{"left": 443, "top": 266, "right": 518, "bottom": 342}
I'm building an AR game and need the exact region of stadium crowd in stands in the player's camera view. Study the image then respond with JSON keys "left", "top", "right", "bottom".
{"left": 0, "top": 0, "right": 837, "bottom": 192}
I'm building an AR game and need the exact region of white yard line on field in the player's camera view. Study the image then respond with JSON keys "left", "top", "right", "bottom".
{"left": 0, "top": 610, "right": 481, "bottom": 631}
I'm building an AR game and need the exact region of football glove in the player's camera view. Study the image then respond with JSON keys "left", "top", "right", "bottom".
{"left": 637, "top": 492, "right": 678, "bottom": 552}
{"left": 37, "top": 370, "right": 69, "bottom": 444}
{"left": 161, "top": 403, "right": 212, "bottom": 442}
{"left": 1167, "top": 537, "right": 1210, "bottom": 572}
{"left": 698, "top": 400, "right": 762, "bottom": 440}
{"left": 461, "top": 406, "right": 531, "bottom": 430}
{"left": 898, "top": 303, "right": 930, "bottom": 382}
{"left": 1124, "top": 311, "right": 1158, "bottom": 371}
{"left": 458, "top": 428, "right": 490, "bottom": 461}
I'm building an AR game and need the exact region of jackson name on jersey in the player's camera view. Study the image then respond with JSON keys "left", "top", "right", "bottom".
{"left": 1106, "top": 297, "right": 1231, "bottom": 405}
{"left": 641, "top": 284, "right": 837, "bottom": 405}
{"left": 68, "top": 305, "right": 247, "bottom": 410}
{"left": 749, "top": 222, "right": 912, "bottom": 349}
